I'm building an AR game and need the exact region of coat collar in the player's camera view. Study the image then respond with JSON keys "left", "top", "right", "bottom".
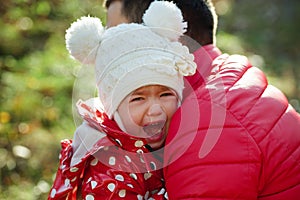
{"left": 76, "top": 99, "right": 152, "bottom": 154}
{"left": 183, "top": 44, "right": 222, "bottom": 98}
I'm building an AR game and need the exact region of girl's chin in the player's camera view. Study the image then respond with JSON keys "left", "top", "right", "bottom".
{"left": 145, "top": 131, "right": 165, "bottom": 149}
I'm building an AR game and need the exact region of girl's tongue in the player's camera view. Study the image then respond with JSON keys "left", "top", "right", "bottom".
{"left": 143, "top": 121, "right": 165, "bottom": 137}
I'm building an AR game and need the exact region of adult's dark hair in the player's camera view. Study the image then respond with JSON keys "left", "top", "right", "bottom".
{"left": 172, "top": 0, "right": 218, "bottom": 45}
{"left": 104, "top": 0, "right": 217, "bottom": 45}
{"left": 104, "top": 0, "right": 154, "bottom": 23}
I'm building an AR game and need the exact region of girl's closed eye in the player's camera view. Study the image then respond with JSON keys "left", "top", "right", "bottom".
{"left": 130, "top": 96, "right": 144, "bottom": 102}
{"left": 160, "top": 91, "right": 177, "bottom": 98}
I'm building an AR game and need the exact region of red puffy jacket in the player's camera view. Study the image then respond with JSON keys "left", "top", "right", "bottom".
{"left": 164, "top": 50, "right": 300, "bottom": 199}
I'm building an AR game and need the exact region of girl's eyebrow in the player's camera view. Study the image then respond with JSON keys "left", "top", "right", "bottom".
{"left": 131, "top": 89, "right": 146, "bottom": 95}
{"left": 131, "top": 86, "right": 172, "bottom": 96}
{"left": 131, "top": 92, "right": 144, "bottom": 96}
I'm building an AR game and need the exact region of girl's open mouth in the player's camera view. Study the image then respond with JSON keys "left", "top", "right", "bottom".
{"left": 143, "top": 121, "right": 165, "bottom": 136}
{"left": 143, "top": 121, "right": 166, "bottom": 142}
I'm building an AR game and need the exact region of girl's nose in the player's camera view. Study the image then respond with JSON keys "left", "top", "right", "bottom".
{"left": 147, "top": 103, "right": 163, "bottom": 116}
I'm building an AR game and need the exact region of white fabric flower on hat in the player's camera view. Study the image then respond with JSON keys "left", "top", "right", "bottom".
{"left": 169, "top": 42, "right": 197, "bottom": 76}
{"left": 174, "top": 56, "right": 195, "bottom": 76}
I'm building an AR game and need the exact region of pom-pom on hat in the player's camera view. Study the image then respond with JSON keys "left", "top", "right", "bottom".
{"left": 65, "top": 1, "right": 197, "bottom": 119}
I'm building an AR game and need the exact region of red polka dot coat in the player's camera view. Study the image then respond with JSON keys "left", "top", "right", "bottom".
{"left": 48, "top": 101, "right": 167, "bottom": 200}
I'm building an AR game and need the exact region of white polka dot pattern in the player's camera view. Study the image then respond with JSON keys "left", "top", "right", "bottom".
{"left": 91, "top": 180, "right": 97, "bottom": 189}
{"left": 109, "top": 156, "right": 116, "bottom": 165}
{"left": 107, "top": 183, "right": 115, "bottom": 192}
{"left": 85, "top": 194, "right": 94, "bottom": 200}
{"left": 144, "top": 172, "right": 152, "bottom": 180}
{"left": 90, "top": 158, "right": 98, "bottom": 166}
{"left": 134, "top": 140, "right": 143, "bottom": 147}
{"left": 129, "top": 173, "right": 138, "bottom": 180}
{"left": 70, "top": 167, "right": 79, "bottom": 172}
{"left": 157, "top": 188, "right": 165, "bottom": 195}
{"left": 137, "top": 194, "right": 143, "bottom": 200}
{"left": 144, "top": 191, "right": 149, "bottom": 199}
{"left": 71, "top": 177, "right": 77, "bottom": 182}
{"left": 64, "top": 179, "right": 70, "bottom": 187}
{"left": 115, "top": 174, "right": 124, "bottom": 181}
{"left": 50, "top": 188, "right": 56, "bottom": 198}
{"left": 125, "top": 155, "right": 131, "bottom": 163}
{"left": 115, "top": 139, "right": 122, "bottom": 146}
{"left": 150, "top": 161, "right": 156, "bottom": 170}
{"left": 127, "top": 183, "right": 134, "bottom": 188}
{"left": 119, "top": 189, "right": 126, "bottom": 197}
{"left": 47, "top": 114, "right": 166, "bottom": 199}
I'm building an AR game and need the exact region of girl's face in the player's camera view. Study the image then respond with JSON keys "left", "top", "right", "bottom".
{"left": 117, "top": 85, "right": 179, "bottom": 149}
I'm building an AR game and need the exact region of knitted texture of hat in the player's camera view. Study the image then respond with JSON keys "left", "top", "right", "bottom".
{"left": 65, "top": 1, "right": 197, "bottom": 118}
{"left": 95, "top": 23, "right": 196, "bottom": 118}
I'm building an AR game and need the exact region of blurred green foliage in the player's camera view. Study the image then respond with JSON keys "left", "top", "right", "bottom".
{"left": 0, "top": 0, "right": 299, "bottom": 199}
{"left": 0, "top": 0, "right": 105, "bottom": 199}
{"left": 216, "top": 0, "right": 300, "bottom": 103}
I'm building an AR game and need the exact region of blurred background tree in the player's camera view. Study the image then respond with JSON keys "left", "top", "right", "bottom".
{"left": 0, "top": 0, "right": 299, "bottom": 199}
{"left": 216, "top": 0, "right": 300, "bottom": 104}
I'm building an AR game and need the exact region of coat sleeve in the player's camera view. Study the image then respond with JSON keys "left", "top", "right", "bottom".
{"left": 48, "top": 139, "right": 85, "bottom": 200}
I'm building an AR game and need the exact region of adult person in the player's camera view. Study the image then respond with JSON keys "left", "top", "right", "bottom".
{"left": 104, "top": 0, "right": 300, "bottom": 199}
{"left": 48, "top": 1, "right": 196, "bottom": 199}
{"left": 162, "top": 0, "right": 300, "bottom": 199}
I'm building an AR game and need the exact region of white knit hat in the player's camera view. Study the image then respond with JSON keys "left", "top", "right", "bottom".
{"left": 65, "top": 1, "right": 197, "bottom": 118}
